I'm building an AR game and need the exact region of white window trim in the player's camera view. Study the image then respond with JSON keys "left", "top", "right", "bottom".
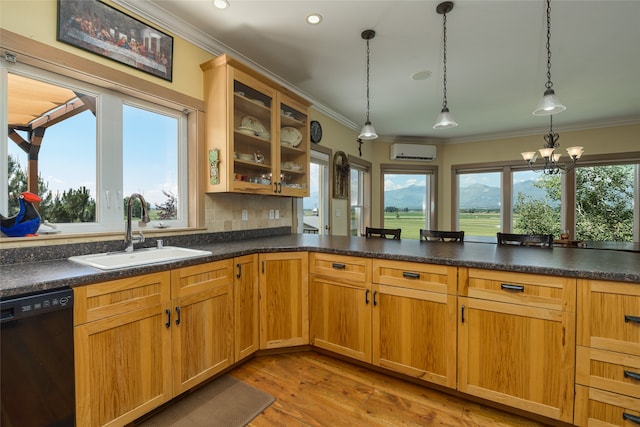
{"left": 2, "top": 62, "right": 188, "bottom": 235}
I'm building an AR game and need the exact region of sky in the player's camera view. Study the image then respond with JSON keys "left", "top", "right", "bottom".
{"left": 9, "top": 106, "right": 178, "bottom": 206}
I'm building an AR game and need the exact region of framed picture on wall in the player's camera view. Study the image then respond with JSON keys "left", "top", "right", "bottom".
{"left": 57, "top": 0, "right": 174, "bottom": 81}
{"left": 333, "top": 151, "right": 350, "bottom": 199}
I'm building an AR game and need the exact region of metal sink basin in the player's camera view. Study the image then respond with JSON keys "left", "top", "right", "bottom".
{"left": 69, "top": 246, "right": 212, "bottom": 270}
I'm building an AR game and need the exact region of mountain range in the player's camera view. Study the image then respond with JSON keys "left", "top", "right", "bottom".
{"left": 304, "top": 180, "right": 547, "bottom": 211}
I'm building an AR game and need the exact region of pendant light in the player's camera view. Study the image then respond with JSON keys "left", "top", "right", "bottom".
{"left": 533, "top": 0, "right": 566, "bottom": 115}
{"left": 433, "top": 1, "right": 457, "bottom": 129}
{"left": 358, "top": 29, "right": 378, "bottom": 140}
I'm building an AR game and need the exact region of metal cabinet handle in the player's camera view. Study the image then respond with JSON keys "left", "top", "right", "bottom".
{"left": 332, "top": 263, "right": 346, "bottom": 270}
{"left": 365, "top": 289, "right": 370, "bottom": 305}
{"left": 501, "top": 283, "right": 525, "bottom": 292}
{"left": 623, "top": 413, "right": 640, "bottom": 425}
{"left": 236, "top": 263, "right": 242, "bottom": 279}
{"left": 625, "top": 314, "right": 640, "bottom": 324}
{"left": 624, "top": 370, "right": 640, "bottom": 381}
{"left": 175, "top": 306, "right": 181, "bottom": 325}
{"left": 165, "top": 309, "right": 171, "bottom": 328}
{"left": 461, "top": 304, "right": 465, "bottom": 323}
{"left": 373, "top": 290, "right": 378, "bottom": 306}
{"left": 402, "top": 272, "right": 420, "bottom": 279}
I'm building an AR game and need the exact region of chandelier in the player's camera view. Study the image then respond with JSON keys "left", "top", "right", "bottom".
{"left": 521, "top": 115, "right": 584, "bottom": 175}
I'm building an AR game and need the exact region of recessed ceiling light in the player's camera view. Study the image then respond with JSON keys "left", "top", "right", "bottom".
{"left": 306, "top": 13, "right": 323, "bottom": 25}
{"left": 213, "top": 0, "right": 230, "bottom": 10}
{"left": 411, "top": 70, "right": 432, "bottom": 80}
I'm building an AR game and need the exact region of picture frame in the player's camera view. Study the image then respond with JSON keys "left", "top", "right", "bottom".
{"left": 333, "top": 151, "right": 350, "bottom": 199}
{"left": 57, "top": 0, "right": 174, "bottom": 81}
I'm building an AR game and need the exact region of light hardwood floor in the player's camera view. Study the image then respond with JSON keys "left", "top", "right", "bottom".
{"left": 230, "top": 351, "right": 552, "bottom": 426}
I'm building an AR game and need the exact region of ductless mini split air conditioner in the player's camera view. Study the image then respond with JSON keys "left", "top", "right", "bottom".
{"left": 390, "top": 143, "right": 437, "bottom": 161}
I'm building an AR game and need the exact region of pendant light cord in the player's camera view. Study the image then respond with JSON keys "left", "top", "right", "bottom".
{"left": 545, "top": 0, "right": 553, "bottom": 90}
{"left": 442, "top": 11, "right": 449, "bottom": 109}
{"left": 365, "top": 37, "right": 371, "bottom": 122}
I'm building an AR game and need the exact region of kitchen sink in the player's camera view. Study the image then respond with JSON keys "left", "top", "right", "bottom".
{"left": 68, "top": 246, "right": 212, "bottom": 270}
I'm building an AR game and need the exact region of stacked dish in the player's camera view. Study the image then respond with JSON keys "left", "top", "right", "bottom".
{"left": 237, "top": 116, "right": 270, "bottom": 138}
{"left": 281, "top": 127, "right": 302, "bottom": 147}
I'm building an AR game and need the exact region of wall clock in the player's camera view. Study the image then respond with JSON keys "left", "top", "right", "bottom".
{"left": 310, "top": 120, "right": 322, "bottom": 144}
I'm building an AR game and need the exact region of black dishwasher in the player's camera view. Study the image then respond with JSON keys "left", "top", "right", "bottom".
{"left": 1, "top": 288, "right": 75, "bottom": 427}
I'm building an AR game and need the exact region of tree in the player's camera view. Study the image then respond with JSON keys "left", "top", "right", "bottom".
{"left": 49, "top": 187, "right": 96, "bottom": 223}
{"left": 155, "top": 190, "right": 177, "bottom": 220}
{"left": 515, "top": 166, "right": 634, "bottom": 241}
{"left": 6, "top": 154, "right": 53, "bottom": 218}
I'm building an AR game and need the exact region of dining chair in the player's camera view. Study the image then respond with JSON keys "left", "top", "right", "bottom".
{"left": 365, "top": 227, "right": 401, "bottom": 240}
{"left": 496, "top": 232, "right": 553, "bottom": 247}
{"left": 420, "top": 229, "right": 464, "bottom": 242}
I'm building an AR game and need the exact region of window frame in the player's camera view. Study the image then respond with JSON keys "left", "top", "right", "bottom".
{"left": 349, "top": 155, "right": 371, "bottom": 236}
{"left": 452, "top": 153, "right": 640, "bottom": 242}
{"left": 380, "top": 163, "right": 437, "bottom": 236}
{"left": 2, "top": 60, "right": 190, "bottom": 236}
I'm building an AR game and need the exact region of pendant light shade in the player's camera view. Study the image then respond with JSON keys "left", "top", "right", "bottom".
{"left": 434, "top": 2, "right": 458, "bottom": 129}
{"left": 433, "top": 107, "right": 457, "bottom": 129}
{"left": 532, "top": 0, "right": 566, "bottom": 116}
{"left": 358, "top": 29, "right": 378, "bottom": 141}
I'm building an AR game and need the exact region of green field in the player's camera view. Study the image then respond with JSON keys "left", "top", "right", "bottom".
{"left": 383, "top": 211, "right": 504, "bottom": 240}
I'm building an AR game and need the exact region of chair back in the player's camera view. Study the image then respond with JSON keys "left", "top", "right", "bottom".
{"left": 420, "top": 229, "right": 464, "bottom": 242}
{"left": 496, "top": 232, "right": 553, "bottom": 247}
{"left": 365, "top": 227, "right": 401, "bottom": 240}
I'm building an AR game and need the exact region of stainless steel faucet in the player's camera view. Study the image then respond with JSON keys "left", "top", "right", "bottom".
{"left": 124, "top": 193, "right": 150, "bottom": 252}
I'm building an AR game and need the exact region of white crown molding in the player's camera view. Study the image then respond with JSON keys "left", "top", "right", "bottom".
{"left": 112, "top": 0, "right": 359, "bottom": 132}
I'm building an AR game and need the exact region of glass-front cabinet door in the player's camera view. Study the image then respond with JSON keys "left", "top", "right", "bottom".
{"left": 277, "top": 95, "right": 309, "bottom": 197}
{"left": 230, "top": 69, "right": 276, "bottom": 195}
{"left": 201, "top": 55, "right": 310, "bottom": 197}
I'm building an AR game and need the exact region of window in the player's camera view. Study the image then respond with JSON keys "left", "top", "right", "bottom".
{"left": 2, "top": 63, "right": 188, "bottom": 235}
{"left": 381, "top": 164, "right": 436, "bottom": 240}
{"left": 350, "top": 156, "right": 371, "bottom": 236}
{"left": 456, "top": 170, "right": 501, "bottom": 238}
{"left": 512, "top": 171, "right": 560, "bottom": 235}
{"left": 454, "top": 156, "right": 640, "bottom": 242}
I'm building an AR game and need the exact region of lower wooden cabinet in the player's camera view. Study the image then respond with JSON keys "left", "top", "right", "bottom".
{"left": 372, "top": 260, "right": 457, "bottom": 388}
{"left": 575, "top": 385, "right": 640, "bottom": 426}
{"left": 259, "top": 251, "right": 309, "bottom": 349}
{"left": 234, "top": 254, "right": 259, "bottom": 361}
{"left": 74, "top": 261, "right": 234, "bottom": 427}
{"left": 575, "top": 279, "right": 640, "bottom": 426}
{"left": 310, "top": 254, "right": 372, "bottom": 362}
{"left": 457, "top": 268, "right": 576, "bottom": 423}
{"left": 170, "top": 260, "right": 234, "bottom": 395}
{"left": 74, "top": 272, "right": 173, "bottom": 427}
{"left": 310, "top": 255, "right": 458, "bottom": 389}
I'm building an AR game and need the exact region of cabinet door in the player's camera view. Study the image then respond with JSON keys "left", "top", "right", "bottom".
{"left": 373, "top": 284, "right": 457, "bottom": 388}
{"left": 171, "top": 261, "right": 234, "bottom": 394}
{"left": 457, "top": 296, "right": 575, "bottom": 422}
{"left": 259, "top": 252, "right": 309, "bottom": 349}
{"left": 234, "top": 254, "right": 259, "bottom": 361}
{"left": 276, "top": 93, "right": 309, "bottom": 197}
{"left": 577, "top": 279, "right": 640, "bottom": 356}
{"left": 74, "top": 273, "right": 172, "bottom": 427}
{"left": 310, "top": 275, "right": 372, "bottom": 362}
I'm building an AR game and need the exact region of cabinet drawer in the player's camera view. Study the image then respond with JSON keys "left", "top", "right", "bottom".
{"left": 310, "top": 253, "right": 370, "bottom": 284}
{"left": 575, "top": 385, "right": 640, "bottom": 427}
{"left": 460, "top": 268, "right": 575, "bottom": 311}
{"left": 577, "top": 346, "right": 640, "bottom": 398}
{"left": 578, "top": 279, "right": 640, "bottom": 356}
{"left": 372, "top": 259, "right": 456, "bottom": 294}
{"left": 74, "top": 271, "right": 171, "bottom": 325}
{"left": 171, "top": 259, "right": 234, "bottom": 299}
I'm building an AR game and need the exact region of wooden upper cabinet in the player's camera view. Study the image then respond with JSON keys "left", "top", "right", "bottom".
{"left": 201, "top": 54, "right": 310, "bottom": 197}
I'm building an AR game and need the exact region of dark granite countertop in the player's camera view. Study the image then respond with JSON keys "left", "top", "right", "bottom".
{"left": 1, "top": 234, "right": 639, "bottom": 298}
